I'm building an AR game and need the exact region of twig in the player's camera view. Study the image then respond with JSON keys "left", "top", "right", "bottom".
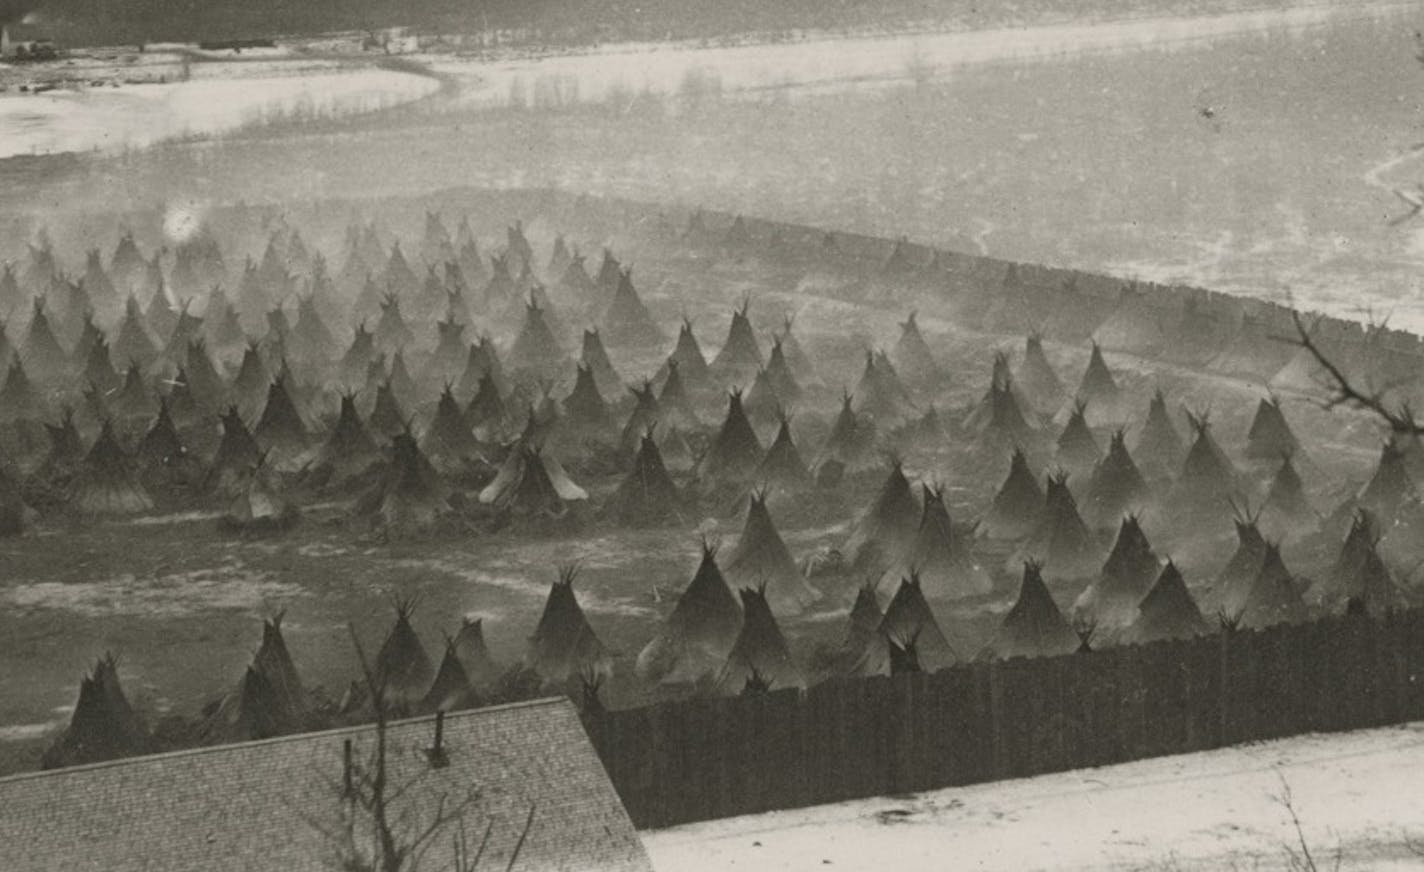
{"left": 505, "top": 804, "right": 537, "bottom": 872}
{"left": 1285, "top": 309, "right": 1424, "bottom": 434}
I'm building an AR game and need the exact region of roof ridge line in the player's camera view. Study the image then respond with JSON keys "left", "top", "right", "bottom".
{"left": 0, "top": 696, "right": 569, "bottom": 785}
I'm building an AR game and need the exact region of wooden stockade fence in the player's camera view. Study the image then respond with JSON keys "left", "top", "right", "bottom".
{"left": 583, "top": 608, "right": 1424, "bottom": 829}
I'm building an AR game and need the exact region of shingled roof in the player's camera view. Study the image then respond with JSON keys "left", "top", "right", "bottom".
{"left": 0, "top": 698, "right": 652, "bottom": 872}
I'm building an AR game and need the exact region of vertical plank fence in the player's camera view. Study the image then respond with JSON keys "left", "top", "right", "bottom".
{"left": 586, "top": 609, "right": 1424, "bottom": 829}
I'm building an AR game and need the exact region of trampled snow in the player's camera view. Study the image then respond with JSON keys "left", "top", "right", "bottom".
{"left": 644, "top": 722, "right": 1424, "bottom": 870}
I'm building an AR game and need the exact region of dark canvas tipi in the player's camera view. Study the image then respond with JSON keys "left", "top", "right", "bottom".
{"left": 70, "top": 420, "right": 154, "bottom": 515}
{"left": 635, "top": 542, "right": 744, "bottom": 684}
{"left": 1016, "top": 472, "right": 1102, "bottom": 580}
{"left": 1236, "top": 542, "right": 1309, "bottom": 629}
{"left": 373, "top": 598, "right": 436, "bottom": 712}
{"left": 1244, "top": 396, "right": 1300, "bottom": 461}
{"left": 1120, "top": 560, "right": 1210, "bottom": 644}
{"left": 713, "top": 587, "right": 804, "bottom": 696}
{"left": 525, "top": 567, "right": 613, "bottom": 686}
{"left": 601, "top": 268, "right": 664, "bottom": 349}
{"left": 1079, "top": 430, "right": 1153, "bottom": 530}
{"left": 723, "top": 491, "right": 819, "bottom": 615}
{"left": 1073, "top": 515, "right": 1161, "bottom": 629}
{"left": 851, "top": 572, "right": 957, "bottom": 675}
{"left": 842, "top": 460, "right": 920, "bottom": 574}
{"left": 978, "top": 447, "right": 1044, "bottom": 541}
{"left": 607, "top": 430, "right": 684, "bottom": 527}
{"left": 1215, "top": 507, "right": 1268, "bottom": 619}
{"left": 695, "top": 389, "right": 764, "bottom": 488}
{"left": 889, "top": 484, "right": 992, "bottom": 598}
{"left": 977, "top": 561, "right": 1080, "bottom": 661}
{"left": 41, "top": 655, "right": 153, "bottom": 769}
{"left": 708, "top": 300, "right": 763, "bottom": 388}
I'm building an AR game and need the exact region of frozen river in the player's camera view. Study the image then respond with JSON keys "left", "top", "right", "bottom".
{"left": 0, "top": 67, "right": 439, "bottom": 159}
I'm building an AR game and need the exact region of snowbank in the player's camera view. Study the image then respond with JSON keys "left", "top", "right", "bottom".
{"left": 644, "top": 722, "right": 1424, "bottom": 870}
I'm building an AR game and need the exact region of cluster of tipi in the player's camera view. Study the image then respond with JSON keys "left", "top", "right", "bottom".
{"left": 20, "top": 204, "right": 1422, "bottom": 771}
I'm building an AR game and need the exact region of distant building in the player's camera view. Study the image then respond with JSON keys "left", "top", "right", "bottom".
{"left": 0, "top": 24, "right": 57, "bottom": 61}
{"left": 0, "top": 698, "right": 654, "bottom": 871}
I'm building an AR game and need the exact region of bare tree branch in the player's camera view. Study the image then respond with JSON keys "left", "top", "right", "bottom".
{"left": 505, "top": 805, "right": 537, "bottom": 872}
{"left": 1285, "top": 309, "right": 1424, "bottom": 434}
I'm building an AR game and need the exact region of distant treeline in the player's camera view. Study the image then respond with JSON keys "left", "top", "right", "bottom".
{"left": 37, "top": 0, "right": 1299, "bottom": 49}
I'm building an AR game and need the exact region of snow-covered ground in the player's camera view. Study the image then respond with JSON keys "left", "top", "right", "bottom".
{"left": 644, "top": 722, "right": 1424, "bottom": 870}
{"left": 0, "top": 68, "right": 438, "bottom": 159}
{"left": 425, "top": 0, "right": 1415, "bottom": 109}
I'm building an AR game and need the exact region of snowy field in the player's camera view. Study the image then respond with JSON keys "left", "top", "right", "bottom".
{"left": 425, "top": 0, "right": 1417, "bottom": 109}
{"left": 0, "top": 67, "right": 438, "bottom": 159}
{"left": 644, "top": 721, "right": 1424, "bottom": 870}
{"left": 5, "top": 1, "right": 1422, "bottom": 330}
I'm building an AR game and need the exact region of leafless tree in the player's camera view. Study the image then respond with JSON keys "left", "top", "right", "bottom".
{"left": 1286, "top": 308, "right": 1424, "bottom": 435}
{"left": 1270, "top": 770, "right": 1343, "bottom": 872}
{"left": 295, "top": 625, "right": 535, "bottom": 872}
